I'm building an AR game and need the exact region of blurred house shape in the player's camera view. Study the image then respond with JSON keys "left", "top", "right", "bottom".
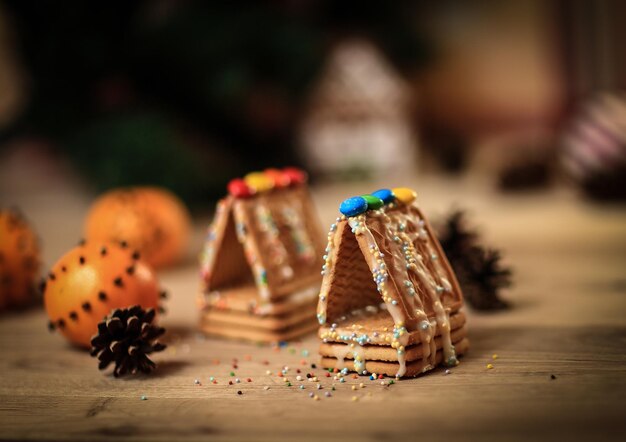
{"left": 300, "top": 40, "right": 418, "bottom": 178}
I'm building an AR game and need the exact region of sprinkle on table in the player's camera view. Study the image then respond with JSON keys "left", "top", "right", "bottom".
{"left": 487, "top": 363, "right": 494, "bottom": 369}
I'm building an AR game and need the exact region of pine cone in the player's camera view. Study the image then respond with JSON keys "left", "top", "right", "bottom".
{"left": 437, "top": 210, "right": 513, "bottom": 311}
{"left": 461, "top": 246, "right": 512, "bottom": 310}
{"left": 90, "top": 306, "right": 166, "bottom": 377}
{"left": 437, "top": 210, "right": 478, "bottom": 263}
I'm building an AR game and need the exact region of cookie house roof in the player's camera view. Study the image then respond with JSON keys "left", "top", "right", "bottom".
{"left": 316, "top": 188, "right": 464, "bottom": 332}
{"left": 200, "top": 168, "right": 325, "bottom": 301}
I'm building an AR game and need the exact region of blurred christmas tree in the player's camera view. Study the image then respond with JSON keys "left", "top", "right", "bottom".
{"left": 3, "top": 0, "right": 433, "bottom": 206}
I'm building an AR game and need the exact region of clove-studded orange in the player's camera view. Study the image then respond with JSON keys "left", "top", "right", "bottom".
{"left": 43, "top": 241, "right": 162, "bottom": 348}
{"left": 84, "top": 187, "right": 191, "bottom": 268}
{"left": 0, "top": 208, "right": 41, "bottom": 311}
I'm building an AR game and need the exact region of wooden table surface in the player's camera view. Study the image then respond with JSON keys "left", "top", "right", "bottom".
{"left": 1, "top": 175, "right": 625, "bottom": 442}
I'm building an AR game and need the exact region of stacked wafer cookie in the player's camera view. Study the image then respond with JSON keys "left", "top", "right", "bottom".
{"left": 198, "top": 168, "right": 325, "bottom": 342}
{"left": 317, "top": 187, "right": 468, "bottom": 377}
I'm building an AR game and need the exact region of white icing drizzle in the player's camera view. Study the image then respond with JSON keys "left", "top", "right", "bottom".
{"left": 351, "top": 344, "right": 366, "bottom": 374}
{"left": 282, "top": 203, "right": 316, "bottom": 263}
{"left": 317, "top": 217, "right": 342, "bottom": 325}
{"left": 390, "top": 207, "right": 457, "bottom": 367}
{"left": 376, "top": 209, "right": 436, "bottom": 372}
{"left": 255, "top": 202, "right": 293, "bottom": 280}
{"left": 332, "top": 345, "right": 350, "bottom": 369}
{"left": 233, "top": 202, "right": 270, "bottom": 299}
{"left": 199, "top": 199, "right": 227, "bottom": 281}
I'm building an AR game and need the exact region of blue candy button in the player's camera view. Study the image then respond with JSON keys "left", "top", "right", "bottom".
{"left": 339, "top": 196, "right": 368, "bottom": 217}
{"left": 371, "top": 189, "right": 394, "bottom": 204}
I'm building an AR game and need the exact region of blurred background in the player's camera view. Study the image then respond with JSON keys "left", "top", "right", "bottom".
{"left": 1, "top": 0, "right": 626, "bottom": 210}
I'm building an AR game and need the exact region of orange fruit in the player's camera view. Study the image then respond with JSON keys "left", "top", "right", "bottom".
{"left": 0, "top": 208, "right": 41, "bottom": 311}
{"left": 43, "top": 241, "right": 162, "bottom": 348}
{"left": 84, "top": 187, "right": 191, "bottom": 268}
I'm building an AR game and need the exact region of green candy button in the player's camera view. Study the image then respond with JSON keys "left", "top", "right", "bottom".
{"left": 362, "top": 195, "right": 384, "bottom": 210}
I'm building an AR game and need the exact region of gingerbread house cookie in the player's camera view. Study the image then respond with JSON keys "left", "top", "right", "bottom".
{"left": 317, "top": 188, "right": 468, "bottom": 377}
{"left": 199, "top": 168, "right": 326, "bottom": 342}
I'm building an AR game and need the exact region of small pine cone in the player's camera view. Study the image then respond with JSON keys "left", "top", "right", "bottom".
{"left": 437, "top": 210, "right": 513, "bottom": 311}
{"left": 462, "top": 246, "right": 512, "bottom": 310}
{"left": 90, "top": 306, "right": 166, "bottom": 377}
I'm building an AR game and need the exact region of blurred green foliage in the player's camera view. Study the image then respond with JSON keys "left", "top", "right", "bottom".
{"left": 3, "top": 0, "right": 433, "bottom": 207}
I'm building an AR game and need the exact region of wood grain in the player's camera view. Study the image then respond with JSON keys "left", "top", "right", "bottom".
{"left": 1, "top": 178, "right": 625, "bottom": 442}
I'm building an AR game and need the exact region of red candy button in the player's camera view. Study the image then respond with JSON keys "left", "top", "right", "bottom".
{"left": 227, "top": 179, "right": 253, "bottom": 198}
{"left": 264, "top": 168, "right": 290, "bottom": 188}
{"left": 282, "top": 167, "right": 307, "bottom": 186}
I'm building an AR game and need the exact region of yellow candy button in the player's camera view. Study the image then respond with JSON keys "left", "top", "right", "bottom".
{"left": 245, "top": 172, "right": 274, "bottom": 193}
{"left": 392, "top": 187, "right": 417, "bottom": 204}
